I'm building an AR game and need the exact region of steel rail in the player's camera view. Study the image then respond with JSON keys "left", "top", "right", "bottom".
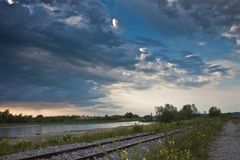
{"left": 18, "top": 130, "right": 163, "bottom": 160}
{"left": 75, "top": 127, "right": 191, "bottom": 160}
{"left": 18, "top": 126, "right": 191, "bottom": 160}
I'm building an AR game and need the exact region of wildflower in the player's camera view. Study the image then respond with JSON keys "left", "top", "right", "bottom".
{"left": 121, "top": 149, "right": 129, "bottom": 160}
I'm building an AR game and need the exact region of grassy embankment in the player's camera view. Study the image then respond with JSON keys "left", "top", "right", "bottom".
{"left": 0, "top": 119, "right": 191, "bottom": 156}
{"left": 116, "top": 118, "right": 227, "bottom": 160}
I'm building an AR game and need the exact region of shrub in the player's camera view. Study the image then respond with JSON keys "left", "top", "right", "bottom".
{"left": 209, "top": 107, "right": 221, "bottom": 117}
{"left": 132, "top": 124, "right": 144, "bottom": 133}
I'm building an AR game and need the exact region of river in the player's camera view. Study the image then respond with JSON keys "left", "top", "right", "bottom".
{"left": 0, "top": 121, "right": 148, "bottom": 138}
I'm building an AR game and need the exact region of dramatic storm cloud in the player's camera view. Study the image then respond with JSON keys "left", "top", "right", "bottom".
{"left": 0, "top": 0, "right": 240, "bottom": 115}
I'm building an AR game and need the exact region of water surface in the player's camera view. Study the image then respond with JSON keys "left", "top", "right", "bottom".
{"left": 0, "top": 121, "right": 147, "bottom": 138}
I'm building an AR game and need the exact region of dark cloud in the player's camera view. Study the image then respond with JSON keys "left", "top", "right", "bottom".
{"left": 0, "top": 0, "right": 122, "bottom": 106}
{"left": 148, "top": 0, "right": 240, "bottom": 35}
{"left": 178, "top": 0, "right": 240, "bottom": 31}
{"left": 116, "top": 0, "right": 240, "bottom": 42}
{"left": 148, "top": 0, "right": 179, "bottom": 18}
{"left": 0, "top": 0, "right": 237, "bottom": 108}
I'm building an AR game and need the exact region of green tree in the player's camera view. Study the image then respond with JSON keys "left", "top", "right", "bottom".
{"left": 155, "top": 104, "right": 178, "bottom": 122}
{"left": 141, "top": 115, "right": 153, "bottom": 122}
{"left": 1, "top": 109, "right": 13, "bottom": 123}
{"left": 179, "top": 104, "right": 199, "bottom": 120}
{"left": 35, "top": 114, "right": 44, "bottom": 123}
{"left": 209, "top": 106, "right": 221, "bottom": 117}
{"left": 124, "top": 112, "right": 139, "bottom": 119}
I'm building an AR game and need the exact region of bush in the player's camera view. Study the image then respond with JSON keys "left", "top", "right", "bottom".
{"left": 132, "top": 124, "right": 144, "bottom": 133}
{"left": 209, "top": 107, "right": 221, "bottom": 117}
{"left": 0, "top": 139, "right": 11, "bottom": 154}
{"left": 155, "top": 104, "right": 178, "bottom": 123}
{"left": 179, "top": 104, "right": 199, "bottom": 120}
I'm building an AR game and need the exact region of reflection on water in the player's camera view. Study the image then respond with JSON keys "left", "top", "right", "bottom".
{"left": 0, "top": 121, "right": 148, "bottom": 138}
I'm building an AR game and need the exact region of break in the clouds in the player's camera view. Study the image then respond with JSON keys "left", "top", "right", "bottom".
{"left": 0, "top": 0, "right": 240, "bottom": 115}
{"left": 111, "top": 18, "right": 119, "bottom": 29}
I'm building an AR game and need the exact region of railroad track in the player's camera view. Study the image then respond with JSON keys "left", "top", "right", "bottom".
{"left": 11, "top": 127, "right": 191, "bottom": 160}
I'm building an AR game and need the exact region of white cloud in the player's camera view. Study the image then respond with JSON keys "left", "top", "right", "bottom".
{"left": 137, "top": 47, "right": 149, "bottom": 61}
{"left": 135, "top": 59, "right": 184, "bottom": 76}
{"left": 185, "top": 54, "right": 195, "bottom": 58}
{"left": 63, "top": 16, "right": 88, "bottom": 28}
{"left": 5, "top": 0, "right": 14, "bottom": 5}
{"left": 65, "top": 16, "right": 82, "bottom": 25}
{"left": 208, "top": 60, "right": 240, "bottom": 77}
{"left": 134, "top": 57, "right": 236, "bottom": 88}
{"left": 111, "top": 18, "right": 119, "bottom": 29}
{"left": 139, "top": 47, "right": 148, "bottom": 54}
{"left": 20, "top": 47, "right": 236, "bottom": 90}
{"left": 122, "top": 72, "right": 131, "bottom": 77}
{"left": 209, "top": 60, "right": 240, "bottom": 69}
{"left": 223, "top": 25, "right": 240, "bottom": 47}
{"left": 197, "top": 41, "right": 206, "bottom": 46}
{"left": 139, "top": 54, "right": 148, "bottom": 61}
{"left": 41, "top": 3, "right": 57, "bottom": 12}
{"left": 21, "top": 3, "right": 57, "bottom": 16}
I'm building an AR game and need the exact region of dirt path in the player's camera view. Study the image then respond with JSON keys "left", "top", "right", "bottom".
{"left": 210, "top": 121, "right": 240, "bottom": 160}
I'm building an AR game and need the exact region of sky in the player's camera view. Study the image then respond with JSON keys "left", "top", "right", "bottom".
{"left": 0, "top": 0, "right": 240, "bottom": 116}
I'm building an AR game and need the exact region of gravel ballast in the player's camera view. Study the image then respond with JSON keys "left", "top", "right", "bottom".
{"left": 1, "top": 128, "right": 188, "bottom": 160}
{"left": 210, "top": 121, "right": 240, "bottom": 160}
{"left": 45, "top": 132, "right": 166, "bottom": 160}
{"left": 0, "top": 132, "right": 164, "bottom": 160}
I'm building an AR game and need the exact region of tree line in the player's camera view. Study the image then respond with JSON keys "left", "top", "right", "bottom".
{"left": 0, "top": 110, "right": 139, "bottom": 124}
{"left": 155, "top": 104, "right": 221, "bottom": 123}
{"left": 0, "top": 105, "right": 222, "bottom": 124}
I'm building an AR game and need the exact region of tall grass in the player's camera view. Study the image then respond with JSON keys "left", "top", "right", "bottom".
{"left": 118, "top": 118, "right": 225, "bottom": 160}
